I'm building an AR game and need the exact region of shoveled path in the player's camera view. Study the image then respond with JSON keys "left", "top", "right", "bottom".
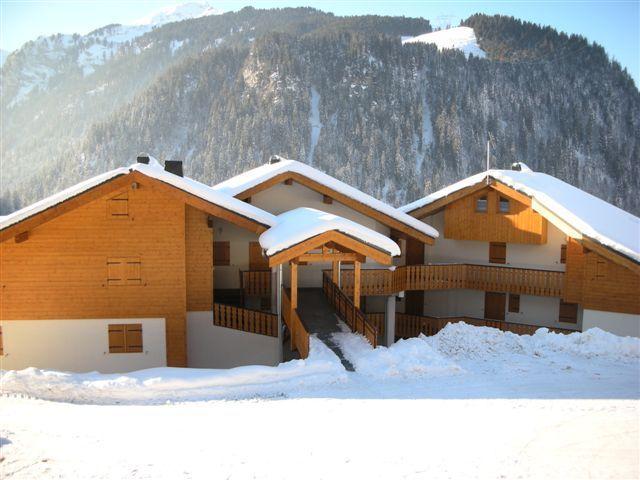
{"left": 296, "top": 288, "right": 355, "bottom": 371}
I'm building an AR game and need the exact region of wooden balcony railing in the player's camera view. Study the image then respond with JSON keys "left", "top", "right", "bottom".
{"left": 282, "top": 288, "right": 310, "bottom": 359}
{"left": 365, "top": 313, "right": 386, "bottom": 338}
{"left": 395, "top": 313, "right": 574, "bottom": 339}
{"left": 240, "top": 270, "right": 271, "bottom": 296}
{"left": 337, "top": 263, "right": 564, "bottom": 298}
{"left": 213, "top": 303, "right": 278, "bottom": 337}
{"left": 322, "top": 272, "right": 378, "bottom": 347}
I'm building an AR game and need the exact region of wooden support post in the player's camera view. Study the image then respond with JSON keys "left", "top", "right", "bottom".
{"left": 354, "top": 260, "right": 361, "bottom": 309}
{"left": 290, "top": 261, "right": 298, "bottom": 310}
{"left": 332, "top": 261, "right": 339, "bottom": 284}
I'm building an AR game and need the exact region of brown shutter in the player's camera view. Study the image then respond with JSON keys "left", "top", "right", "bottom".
{"left": 108, "top": 324, "right": 126, "bottom": 353}
{"left": 559, "top": 302, "right": 578, "bottom": 323}
{"left": 560, "top": 244, "right": 567, "bottom": 264}
{"left": 508, "top": 294, "right": 520, "bottom": 313}
{"left": 484, "top": 292, "right": 506, "bottom": 321}
{"left": 0, "top": 326, "right": 3, "bottom": 356}
{"left": 107, "top": 192, "right": 129, "bottom": 217}
{"left": 249, "top": 242, "right": 269, "bottom": 270}
{"left": 214, "top": 241, "right": 230, "bottom": 266}
{"left": 489, "top": 242, "right": 507, "bottom": 264}
{"left": 125, "top": 324, "right": 143, "bottom": 353}
{"left": 107, "top": 257, "right": 141, "bottom": 286}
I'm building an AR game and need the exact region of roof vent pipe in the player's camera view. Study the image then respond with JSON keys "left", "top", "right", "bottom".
{"left": 137, "top": 154, "right": 150, "bottom": 164}
{"left": 164, "top": 160, "right": 183, "bottom": 177}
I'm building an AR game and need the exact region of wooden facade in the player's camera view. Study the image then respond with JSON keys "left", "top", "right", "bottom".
{"left": 443, "top": 186, "right": 547, "bottom": 244}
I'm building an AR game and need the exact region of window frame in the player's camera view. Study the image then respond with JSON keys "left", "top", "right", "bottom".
{"left": 475, "top": 195, "right": 488, "bottom": 213}
{"left": 498, "top": 196, "right": 510, "bottom": 214}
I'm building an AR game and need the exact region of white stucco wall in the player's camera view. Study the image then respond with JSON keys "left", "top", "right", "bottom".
{"left": 423, "top": 211, "right": 566, "bottom": 271}
{"left": 0, "top": 318, "right": 166, "bottom": 373}
{"left": 187, "top": 311, "right": 279, "bottom": 368}
{"left": 582, "top": 310, "right": 640, "bottom": 337}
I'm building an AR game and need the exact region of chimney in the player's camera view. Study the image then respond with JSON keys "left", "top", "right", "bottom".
{"left": 137, "top": 154, "right": 150, "bottom": 164}
{"left": 269, "top": 155, "right": 282, "bottom": 164}
{"left": 164, "top": 160, "right": 183, "bottom": 177}
{"left": 511, "top": 162, "right": 522, "bottom": 171}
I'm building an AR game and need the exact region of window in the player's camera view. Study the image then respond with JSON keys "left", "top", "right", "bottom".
{"left": 498, "top": 197, "right": 510, "bottom": 214}
{"left": 107, "top": 192, "right": 128, "bottom": 218}
{"left": 559, "top": 302, "right": 578, "bottom": 324}
{"left": 476, "top": 196, "right": 488, "bottom": 213}
{"left": 107, "top": 257, "right": 142, "bottom": 286}
{"left": 249, "top": 242, "right": 269, "bottom": 270}
{"left": 508, "top": 294, "right": 520, "bottom": 313}
{"left": 108, "top": 324, "right": 143, "bottom": 353}
{"left": 214, "top": 241, "right": 230, "bottom": 266}
{"left": 489, "top": 242, "right": 507, "bottom": 264}
{"left": 560, "top": 244, "right": 567, "bottom": 264}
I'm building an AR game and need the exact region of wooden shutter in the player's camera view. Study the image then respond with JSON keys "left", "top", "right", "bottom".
{"left": 560, "top": 244, "right": 567, "bottom": 264}
{"left": 249, "top": 242, "right": 269, "bottom": 270}
{"left": 508, "top": 294, "right": 520, "bottom": 313}
{"left": 214, "top": 241, "right": 230, "bottom": 266}
{"left": 595, "top": 259, "right": 607, "bottom": 279}
{"left": 559, "top": 302, "right": 578, "bottom": 323}
{"left": 107, "top": 192, "right": 129, "bottom": 218}
{"left": 0, "top": 326, "right": 3, "bottom": 356}
{"left": 108, "top": 324, "right": 143, "bottom": 353}
{"left": 107, "top": 257, "right": 142, "bottom": 286}
{"left": 484, "top": 292, "right": 506, "bottom": 321}
{"left": 108, "top": 324, "right": 126, "bottom": 353}
{"left": 489, "top": 242, "right": 506, "bottom": 264}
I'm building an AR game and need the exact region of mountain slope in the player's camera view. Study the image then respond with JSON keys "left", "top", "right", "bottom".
{"left": 1, "top": 10, "right": 638, "bottom": 217}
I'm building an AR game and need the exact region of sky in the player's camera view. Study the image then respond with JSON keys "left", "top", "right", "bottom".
{"left": 1, "top": 0, "right": 638, "bottom": 84}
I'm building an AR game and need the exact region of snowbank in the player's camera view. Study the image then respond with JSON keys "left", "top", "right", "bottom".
{"left": 332, "top": 331, "right": 463, "bottom": 379}
{"left": 0, "top": 337, "right": 346, "bottom": 404}
{"left": 426, "top": 322, "right": 640, "bottom": 362}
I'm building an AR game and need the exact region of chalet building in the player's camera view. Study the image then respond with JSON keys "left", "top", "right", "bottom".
{"left": 0, "top": 157, "right": 638, "bottom": 373}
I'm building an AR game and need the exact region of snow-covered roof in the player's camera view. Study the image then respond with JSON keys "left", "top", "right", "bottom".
{"left": 259, "top": 207, "right": 401, "bottom": 258}
{"left": 212, "top": 158, "right": 439, "bottom": 239}
{"left": 0, "top": 158, "right": 277, "bottom": 232}
{"left": 402, "top": 26, "right": 486, "bottom": 59}
{"left": 401, "top": 164, "right": 640, "bottom": 263}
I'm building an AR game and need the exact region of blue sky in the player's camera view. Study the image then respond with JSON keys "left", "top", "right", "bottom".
{"left": 1, "top": 0, "right": 638, "bottom": 84}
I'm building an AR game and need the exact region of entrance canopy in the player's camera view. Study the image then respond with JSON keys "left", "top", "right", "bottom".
{"left": 259, "top": 208, "right": 400, "bottom": 267}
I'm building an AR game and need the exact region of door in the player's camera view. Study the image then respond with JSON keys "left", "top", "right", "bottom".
{"left": 484, "top": 292, "right": 506, "bottom": 321}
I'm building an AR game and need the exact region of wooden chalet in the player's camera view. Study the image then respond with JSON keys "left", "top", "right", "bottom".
{"left": 0, "top": 157, "right": 637, "bottom": 373}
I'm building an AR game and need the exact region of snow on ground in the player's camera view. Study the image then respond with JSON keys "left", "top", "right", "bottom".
{"left": 402, "top": 26, "right": 486, "bottom": 58}
{"left": 2, "top": 323, "right": 639, "bottom": 479}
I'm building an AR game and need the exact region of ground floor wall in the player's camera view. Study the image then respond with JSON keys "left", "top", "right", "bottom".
{"left": 0, "top": 318, "right": 166, "bottom": 373}
{"left": 421, "top": 290, "right": 580, "bottom": 331}
{"left": 186, "top": 311, "right": 279, "bottom": 368}
{"left": 582, "top": 310, "right": 640, "bottom": 337}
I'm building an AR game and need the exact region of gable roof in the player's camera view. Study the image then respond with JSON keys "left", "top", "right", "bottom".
{"left": 259, "top": 207, "right": 401, "bottom": 258}
{"left": 401, "top": 164, "right": 640, "bottom": 266}
{"left": 0, "top": 159, "right": 276, "bottom": 239}
{"left": 212, "top": 158, "right": 439, "bottom": 243}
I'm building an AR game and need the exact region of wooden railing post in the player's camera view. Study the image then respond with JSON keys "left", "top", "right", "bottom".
{"left": 354, "top": 260, "right": 361, "bottom": 309}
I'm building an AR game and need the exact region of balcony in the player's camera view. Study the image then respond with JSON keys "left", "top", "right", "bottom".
{"left": 338, "top": 263, "right": 565, "bottom": 298}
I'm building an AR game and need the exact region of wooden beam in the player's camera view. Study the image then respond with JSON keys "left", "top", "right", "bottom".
{"left": 354, "top": 261, "right": 361, "bottom": 308}
{"left": 267, "top": 230, "right": 393, "bottom": 267}
{"left": 245, "top": 197, "right": 252, "bottom": 204}
{"left": 284, "top": 178, "right": 293, "bottom": 186}
{"left": 406, "top": 181, "right": 490, "bottom": 219}
{"left": 490, "top": 181, "right": 532, "bottom": 207}
{"left": 235, "top": 171, "right": 435, "bottom": 245}
{"left": 332, "top": 261, "right": 339, "bottom": 283}
{"left": 14, "top": 231, "right": 29, "bottom": 243}
{"left": 290, "top": 261, "right": 298, "bottom": 310}
{"left": 322, "top": 194, "right": 333, "bottom": 205}
{"left": 297, "top": 252, "right": 365, "bottom": 263}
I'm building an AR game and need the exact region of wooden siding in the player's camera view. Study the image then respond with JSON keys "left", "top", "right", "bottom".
{"left": 564, "top": 238, "right": 640, "bottom": 314}
{"left": 0, "top": 181, "right": 188, "bottom": 366}
{"left": 444, "top": 187, "right": 547, "bottom": 244}
{"left": 185, "top": 205, "right": 213, "bottom": 311}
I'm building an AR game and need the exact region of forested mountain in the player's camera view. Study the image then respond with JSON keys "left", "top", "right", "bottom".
{"left": 2, "top": 6, "right": 638, "bottom": 216}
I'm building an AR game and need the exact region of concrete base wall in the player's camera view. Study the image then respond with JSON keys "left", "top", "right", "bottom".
{"left": 0, "top": 318, "right": 166, "bottom": 373}
{"left": 187, "top": 311, "right": 280, "bottom": 368}
{"left": 582, "top": 310, "right": 640, "bottom": 337}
